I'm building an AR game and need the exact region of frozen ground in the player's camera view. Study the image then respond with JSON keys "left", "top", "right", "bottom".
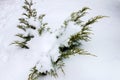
{"left": 0, "top": 0, "right": 120, "bottom": 80}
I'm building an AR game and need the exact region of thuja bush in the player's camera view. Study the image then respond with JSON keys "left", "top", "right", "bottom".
{"left": 12, "top": 0, "right": 105, "bottom": 80}
{"left": 27, "top": 7, "right": 105, "bottom": 80}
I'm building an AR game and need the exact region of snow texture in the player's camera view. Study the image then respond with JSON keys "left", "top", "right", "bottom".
{"left": 0, "top": 0, "right": 120, "bottom": 80}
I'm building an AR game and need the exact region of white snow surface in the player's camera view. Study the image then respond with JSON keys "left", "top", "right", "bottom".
{"left": 0, "top": 0, "right": 120, "bottom": 80}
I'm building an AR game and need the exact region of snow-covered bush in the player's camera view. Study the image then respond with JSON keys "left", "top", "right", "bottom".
{"left": 12, "top": 0, "right": 105, "bottom": 80}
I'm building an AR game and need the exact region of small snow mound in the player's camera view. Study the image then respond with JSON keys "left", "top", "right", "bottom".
{"left": 36, "top": 55, "right": 52, "bottom": 72}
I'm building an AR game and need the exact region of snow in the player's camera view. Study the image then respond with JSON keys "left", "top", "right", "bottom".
{"left": 0, "top": 0, "right": 120, "bottom": 80}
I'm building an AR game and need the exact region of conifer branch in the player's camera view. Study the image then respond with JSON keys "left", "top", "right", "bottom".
{"left": 56, "top": 7, "right": 90, "bottom": 38}
{"left": 38, "top": 14, "right": 50, "bottom": 36}
{"left": 12, "top": 0, "right": 37, "bottom": 49}
{"left": 11, "top": 41, "right": 29, "bottom": 49}
{"left": 13, "top": 0, "right": 51, "bottom": 49}
{"left": 23, "top": 0, "right": 37, "bottom": 18}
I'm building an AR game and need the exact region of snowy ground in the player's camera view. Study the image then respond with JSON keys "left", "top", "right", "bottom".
{"left": 0, "top": 0, "right": 120, "bottom": 80}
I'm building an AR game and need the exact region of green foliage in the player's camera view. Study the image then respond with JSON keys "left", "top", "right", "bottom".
{"left": 18, "top": 18, "right": 36, "bottom": 30}
{"left": 11, "top": 0, "right": 106, "bottom": 79}
{"left": 11, "top": 41, "right": 29, "bottom": 49}
{"left": 12, "top": 0, "right": 37, "bottom": 49}
{"left": 68, "top": 16, "right": 105, "bottom": 46}
{"left": 11, "top": 33, "right": 34, "bottom": 49}
{"left": 28, "top": 67, "right": 39, "bottom": 80}
{"left": 16, "top": 33, "right": 34, "bottom": 42}
{"left": 23, "top": 0, "right": 37, "bottom": 18}
{"left": 53, "top": 8, "right": 104, "bottom": 74}
{"left": 38, "top": 14, "right": 50, "bottom": 36}
{"left": 27, "top": 6, "right": 104, "bottom": 80}
{"left": 56, "top": 7, "right": 90, "bottom": 38}
{"left": 28, "top": 66, "right": 57, "bottom": 80}
{"left": 12, "top": 0, "right": 50, "bottom": 49}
